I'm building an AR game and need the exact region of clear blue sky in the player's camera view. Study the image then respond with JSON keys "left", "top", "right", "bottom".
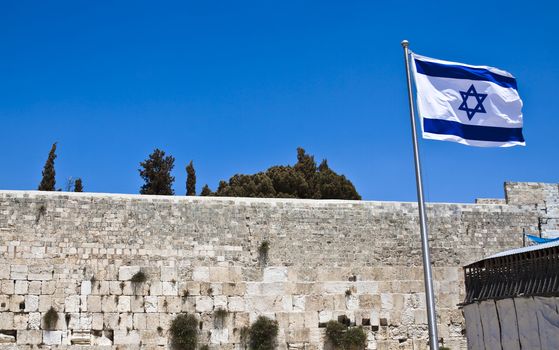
{"left": 1, "top": 1, "right": 557, "bottom": 202}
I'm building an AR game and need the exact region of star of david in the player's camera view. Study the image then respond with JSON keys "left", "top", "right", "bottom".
{"left": 458, "top": 85, "right": 487, "bottom": 120}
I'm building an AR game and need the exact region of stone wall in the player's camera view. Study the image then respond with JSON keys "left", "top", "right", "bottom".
{"left": 0, "top": 182, "right": 555, "bottom": 350}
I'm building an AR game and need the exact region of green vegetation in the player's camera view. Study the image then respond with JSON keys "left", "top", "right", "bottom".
{"left": 169, "top": 313, "right": 198, "bottom": 350}
{"left": 74, "top": 178, "right": 83, "bottom": 192}
{"left": 200, "top": 184, "right": 212, "bottom": 196}
{"left": 38, "top": 143, "right": 57, "bottom": 191}
{"left": 43, "top": 307, "right": 59, "bottom": 330}
{"left": 258, "top": 241, "right": 270, "bottom": 264}
{"left": 130, "top": 271, "right": 148, "bottom": 284}
{"left": 213, "top": 148, "right": 360, "bottom": 200}
{"left": 139, "top": 148, "right": 175, "bottom": 195}
{"left": 186, "top": 160, "right": 196, "bottom": 196}
{"left": 325, "top": 320, "right": 367, "bottom": 350}
{"left": 248, "top": 316, "right": 278, "bottom": 350}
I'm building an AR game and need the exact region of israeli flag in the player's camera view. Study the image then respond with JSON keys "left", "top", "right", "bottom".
{"left": 411, "top": 53, "right": 524, "bottom": 147}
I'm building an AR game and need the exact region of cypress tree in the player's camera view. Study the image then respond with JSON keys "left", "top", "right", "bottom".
{"left": 74, "top": 178, "right": 83, "bottom": 192}
{"left": 200, "top": 184, "right": 212, "bottom": 196}
{"left": 38, "top": 143, "right": 57, "bottom": 191}
{"left": 186, "top": 161, "right": 196, "bottom": 196}
{"left": 138, "top": 149, "right": 175, "bottom": 195}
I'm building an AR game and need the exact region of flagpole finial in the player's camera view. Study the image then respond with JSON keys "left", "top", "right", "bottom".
{"left": 401, "top": 40, "right": 409, "bottom": 48}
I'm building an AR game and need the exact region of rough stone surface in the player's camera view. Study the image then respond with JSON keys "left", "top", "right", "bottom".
{"left": 0, "top": 182, "right": 556, "bottom": 349}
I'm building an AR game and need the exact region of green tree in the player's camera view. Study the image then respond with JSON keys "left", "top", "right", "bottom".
{"left": 138, "top": 149, "right": 175, "bottom": 195}
{"left": 38, "top": 143, "right": 57, "bottom": 191}
{"left": 186, "top": 161, "right": 196, "bottom": 196}
{"left": 74, "top": 178, "right": 83, "bottom": 192}
{"left": 314, "top": 160, "right": 361, "bottom": 200}
{"left": 200, "top": 184, "right": 212, "bottom": 196}
{"left": 169, "top": 313, "right": 198, "bottom": 350}
{"left": 248, "top": 316, "right": 278, "bottom": 350}
{"left": 212, "top": 148, "right": 361, "bottom": 200}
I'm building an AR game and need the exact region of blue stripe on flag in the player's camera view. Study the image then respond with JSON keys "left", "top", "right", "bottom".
{"left": 414, "top": 59, "right": 518, "bottom": 90}
{"left": 423, "top": 118, "right": 524, "bottom": 143}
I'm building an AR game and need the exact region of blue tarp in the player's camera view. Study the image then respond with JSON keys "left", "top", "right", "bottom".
{"left": 526, "top": 234, "right": 559, "bottom": 244}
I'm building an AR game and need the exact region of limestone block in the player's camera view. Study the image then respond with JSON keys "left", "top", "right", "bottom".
{"left": 109, "top": 281, "right": 124, "bottom": 295}
{"left": 28, "top": 265, "right": 52, "bottom": 280}
{"left": 43, "top": 331, "right": 63, "bottom": 345}
{"left": 15, "top": 313, "right": 29, "bottom": 329}
{"left": 24, "top": 295, "right": 39, "bottom": 312}
{"left": 9, "top": 295, "right": 24, "bottom": 312}
{"left": 261, "top": 282, "right": 285, "bottom": 296}
{"left": 14, "top": 280, "right": 28, "bottom": 295}
{"left": 0, "top": 333, "right": 15, "bottom": 343}
{"left": 101, "top": 296, "right": 117, "bottom": 313}
{"left": 91, "top": 313, "right": 103, "bottom": 330}
{"left": 246, "top": 282, "right": 261, "bottom": 295}
{"left": 161, "top": 266, "right": 177, "bottom": 282}
{"left": 16, "top": 330, "right": 41, "bottom": 345}
{"left": 11, "top": 265, "right": 28, "bottom": 280}
{"left": 133, "top": 313, "right": 147, "bottom": 330}
{"left": 162, "top": 281, "right": 178, "bottom": 296}
{"left": 92, "top": 281, "right": 109, "bottom": 295}
{"left": 144, "top": 296, "right": 158, "bottom": 313}
{"left": 0, "top": 295, "right": 9, "bottom": 312}
{"left": 304, "top": 311, "right": 318, "bottom": 328}
{"left": 182, "top": 281, "right": 200, "bottom": 296}
{"left": 28, "top": 281, "right": 42, "bottom": 295}
{"left": 318, "top": 310, "right": 332, "bottom": 323}
{"left": 70, "top": 330, "right": 91, "bottom": 345}
{"left": 210, "top": 328, "right": 229, "bottom": 344}
{"left": 1, "top": 280, "right": 14, "bottom": 294}
{"left": 41, "top": 281, "right": 56, "bottom": 295}
{"left": 131, "top": 295, "right": 145, "bottom": 312}
{"left": 0, "top": 265, "right": 9, "bottom": 279}
{"left": 87, "top": 296, "right": 102, "bottom": 312}
{"left": 209, "top": 266, "right": 228, "bottom": 282}
{"left": 103, "top": 313, "right": 119, "bottom": 330}
{"left": 117, "top": 296, "right": 131, "bottom": 312}
{"left": 381, "top": 294, "right": 393, "bottom": 310}
{"left": 117, "top": 313, "right": 133, "bottom": 330}
{"left": 65, "top": 295, "right": 80, "bottom": 313}
{"left": 222, "top": 282, "right": 245, "bottom": 296}
{"left": 149, "top": 281, "right": 162, "bottom": 296}
{"left": 282, "top": 295, "right": 293, "bottom": 312}
{"left": 39, "top": 295, "right": 52, "bottom": 312}
{"left": 0, "top": 312, "right": 14, "bottom": 329}
{"left": 214, "top": 295, "right": 227, "bottom": 309}
{"left": 80, "top": 281, "right": 92, "bottom": 295}
{"left": 263, "top": 267, "right": 288, "bottom": 282}
{"left": 346, "top": 295, "right": 359, "bottom": 311}
{"left": 196, "top": 296, "right": 214, "bottom": 312}
{"left": 293, "top": 295, "right": 305, "bottom": 312}
{"left": 228, "top": 296, "right": 245, "bottom": 312}
{"left": 356, "top": 281, "right": 379, "bottom": 294}
{"left": 192, "top": 267, "right": 210, "bottom": 281}
{"left": 287, "top": 328, "right": 310, "bottom": 343}
{"left": 118, "top": 266, "right": 141, "bottom": 281}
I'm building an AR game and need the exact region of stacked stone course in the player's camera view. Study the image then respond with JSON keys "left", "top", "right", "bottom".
{"left": 0, "top": 182, "right": 557, "bottom": 349}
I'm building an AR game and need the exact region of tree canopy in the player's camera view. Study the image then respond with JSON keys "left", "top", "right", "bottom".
{"left": 138, "top": 149, "right": 175, "bottom": 195}
{"left": 186, "top": 161, "right": 196, "bottom": 196}
{"left": 38, "top": 143, "right": 57, "bottom": 191}
{"left": 213, "top": 148, "right": 360, "bottom": 200}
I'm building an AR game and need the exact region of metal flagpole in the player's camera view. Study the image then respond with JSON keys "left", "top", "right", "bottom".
{"left": 401, "top": 39, "right": 440, "bottom": 350}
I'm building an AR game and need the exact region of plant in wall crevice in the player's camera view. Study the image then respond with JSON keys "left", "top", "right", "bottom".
{"left": 248, "top": 315, "right": 278, "bottom": 350}
{"left": 43, "top": 307, "right": 59, "bottom": 330}
{"left": 169, "top": 313, "right": 198, "bottom": 350}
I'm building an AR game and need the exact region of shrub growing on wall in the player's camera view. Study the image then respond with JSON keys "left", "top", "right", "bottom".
{"left": 248, "top": 316, "right": 278, "bottom": 350}
{"left": 169, "top": 313, "right": 198, "bottom": 350}
{"left": 43, "top": 307, "right": 59, "bottom": 330}
{"left": 325, "top": 320, "right": 367, "bottom": 350}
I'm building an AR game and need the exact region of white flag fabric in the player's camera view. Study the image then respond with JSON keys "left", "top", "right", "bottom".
{"left": 411, "top": 52, "right": 524, "bottom": 147}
